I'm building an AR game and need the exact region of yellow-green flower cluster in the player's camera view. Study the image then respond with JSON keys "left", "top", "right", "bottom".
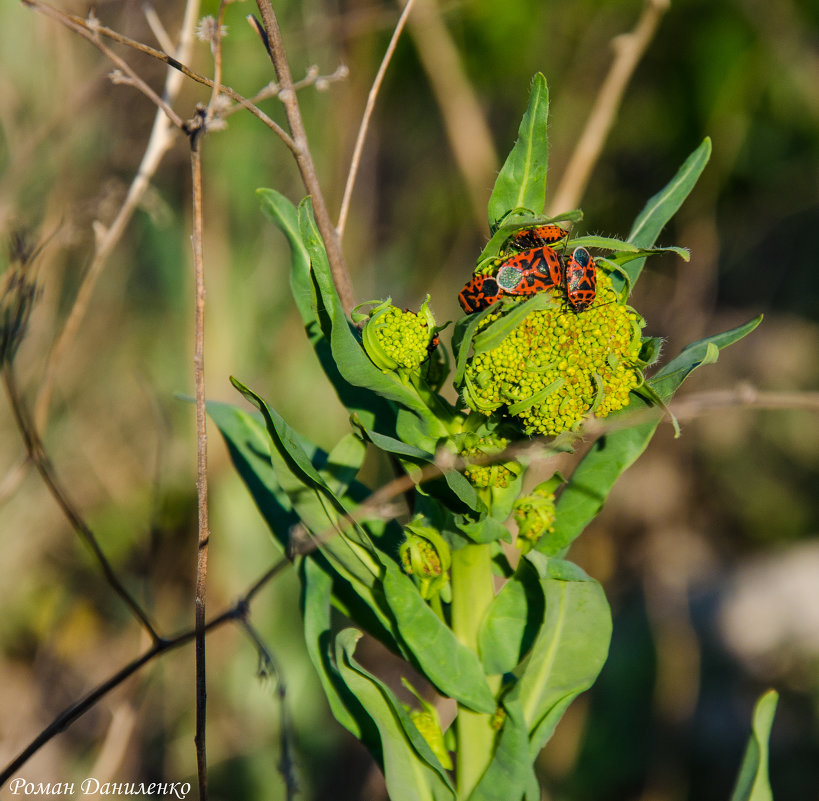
{"left": 462, "top": 274, "right": 643, "bottom": 436}
{"left": 459, "top": 432, "right": 518, "bottom": 490}
{"left": 512, "top": 476, "right": 560, "bottom": 552}
{"left": 360, "top": 297, "right": 436, "bottom": 376}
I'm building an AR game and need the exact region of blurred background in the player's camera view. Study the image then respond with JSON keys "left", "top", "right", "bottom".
{"left": 1, "top": 0, "right": 817, "bottom": 799}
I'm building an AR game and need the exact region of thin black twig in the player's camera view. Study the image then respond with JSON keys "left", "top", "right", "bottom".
{"left": 1, "top": 365, "right": 163, "bottom": 643}
{"left": 0, "top": 557, "right": 291, "bottom": 789}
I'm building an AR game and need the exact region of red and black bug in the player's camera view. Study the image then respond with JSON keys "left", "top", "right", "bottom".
{"left": 458, "top": 242, "right": 598, "bottom": 314}
{"left": 509, "top": 224, "right": 569, "bottom": 251}
{"left": 458, "top": 273, "right": 503, "bottom": 313}
{"left": 564, "top": 247, "right": 597, "bottom": 312}
{"left": 458, "top": 246, "right": 560, "bottom": 313}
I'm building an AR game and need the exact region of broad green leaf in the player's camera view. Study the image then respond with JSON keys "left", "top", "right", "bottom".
{"left": 650, "top": 315, "right": 763, "bottom": 402}
{"left": 207, "top": 400, "right": 301, "bottom": 550}
{"left": 467, "top": 697, "right": 533, "bottom": 801}
{"left": 300, "top": 558, "right": 371, "bottom": 741}
{"left": 542, "top": 315, "right": 762, "bottom": 556}
{"left": 509, "top": 557, "right": 612, "bottom": 752}
{"left": 457, "top": 516, "right": 511, "bottom": 546}
{"left": 323, "top": 432, "right": 367, "bottom": 498}
{"left": 298, "top": 200, "right": 445, "bottom": 437}
{"left": 616, "top": 138, "right": 712, "bottom": 293}
{"left": 478, "top": 558, "right": 544, "bottom": 675}
{"left": 335, "top": 629, "right": 457, "bottom": 801}
{"left": 488, "top": 74, "right": 550, "bottom": 229}
{"left": 541, "top": 395, "right": 659, "bottom": 556}
{"left": 258, "top": 188, "right": 403, "bottom": 435}
{"left": 257, "top": 188, "right": 316, "bottom": 327}
{"left": 382, "top": 563, "right": 497, "bottom": 714}
{"left": 729, "top": 689, "right": 778, "bottom": 801}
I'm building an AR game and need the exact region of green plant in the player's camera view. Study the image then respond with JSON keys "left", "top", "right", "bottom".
{"left": 211, "top": 74, "right": 773, "bottom": 800}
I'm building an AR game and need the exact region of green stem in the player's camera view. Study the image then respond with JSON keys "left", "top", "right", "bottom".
{"left": 450, "top": 543, "right": 499, "bottom": 798}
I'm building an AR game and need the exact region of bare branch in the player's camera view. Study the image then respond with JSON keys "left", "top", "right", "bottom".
{"left": 548, "top": 0, "right": 671, "bottom": 214}
{"left": 21, "top": 0, "right": 294, "bottom": 147}
{"left": 337, "top": 0, "right": 416, "bottom": 238}
{"left": 2, "top": 365, "right": 162, "bottom": 642}
{"left": 32, "top": 0, "right": 203, "bottom": 431}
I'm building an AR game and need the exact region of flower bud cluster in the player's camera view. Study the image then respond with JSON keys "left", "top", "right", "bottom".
{"left": 461, "top": 273, "right": 644, "bottom": 436}
{"left": 512, "top": 476, "right": 561, "bottom": 552}
{"left": 459, "top": 432, "right": 518, "bottom": 490}
{"left": 360, "top": 297, "right": 436, "bottom": 376}
{"left": 399, "top": 520, "right": 451, "bottom": 600}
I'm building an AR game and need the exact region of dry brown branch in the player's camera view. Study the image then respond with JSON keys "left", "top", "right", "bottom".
{"left": 337, "top": 0, "right": 416, "bottom": 238}
{"left": 406, "top": 0, "right": 499, "bottom": 232}
{"left": 21, "top": 1, "right": 294, "bottom": 147}
{"left": 187, "top": 112, "right": 211, "bottom": 801}
{"left": 2, "top": 364, "right": 162, "bottom": 642}
{"left": 253, "top": 1, "right": 356, "bottom": 316}
{"left": 549, "top": 0, "right": 671, "bottom": 214}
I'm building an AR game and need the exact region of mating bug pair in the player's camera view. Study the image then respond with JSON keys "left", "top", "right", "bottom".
{"left": 458, "top": 225, "right": 597, "bottom": 314}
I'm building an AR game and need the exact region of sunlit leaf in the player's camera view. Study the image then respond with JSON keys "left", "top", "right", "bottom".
{"left": 729, "top": 690, "right": 779, "bottom": 801}
{"left": 335, "top": 629, "right": 457, "bottom": 801}
{"left": 488, "top": 74, "right": 550, "bottom": 230}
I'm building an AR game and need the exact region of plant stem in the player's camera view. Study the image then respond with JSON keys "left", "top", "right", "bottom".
{"left": 450, "top": 543, "right": 498, "bottom": 798}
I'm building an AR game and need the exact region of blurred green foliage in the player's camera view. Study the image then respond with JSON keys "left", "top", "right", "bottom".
{"left": 1, "top": 1, "right": 817, "bottom": 799}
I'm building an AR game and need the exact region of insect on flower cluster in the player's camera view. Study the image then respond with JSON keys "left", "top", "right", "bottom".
{"left": 456, "top": 222, "right": 647, "bottom": 437}
{"left": 458, "top": 225, "right": 597, "bottom": 314}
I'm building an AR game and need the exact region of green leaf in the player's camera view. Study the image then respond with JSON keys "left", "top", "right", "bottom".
{"left": 540, "top": 395, "right": 659, "bottom": 557}
{"left": 650, "top": 315, "right": 763, "bottom": 402}
{"left": 543, "top": 315, "right": 762, "bottom": 556}
{"left": 323, "top": 432, "right": 367, "bottom": 498}
{"left": 730, "top": 690, "right": 779, "bottom": 801}
{"left": 466, "top": 697, "right": 534, "bottom": 801}
{"left": 355, "top": 421, "right": 482, "bottom": 515}
{"left": 382, "top": 564, "right": 497, "bottom": 714}
{"left": 477, "top": 210, "right": 583, "bottom": 263}
{"left": 617, "top": 138, "right": 712, "bottom": 293}
{"left": 258, "top": 188, "right": 396, "bottom": 435}
{"left": 335, "top": 629, "right": 457, "bottom": 801}
{"left": 208, "top": 400, "right": 300, "bottom": 551}
{"left": 298, "top": 200, "right": 444, "bottom": 440}
{"left": 300, "top": 559, "right": 372, "bottom": 741}
{"left": 257, "top": 188, "right": 316, "bottom": 326}
{"left": 478, "top": 559, "right": 544, "bottom": 675}
{"left": 509, "top": 556, "right": 612, "bottom": 753}
{"left": 488, "top": 74, "right": 550, "bottom": 229}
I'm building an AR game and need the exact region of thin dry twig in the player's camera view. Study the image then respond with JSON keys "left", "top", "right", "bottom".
{"left": 0, "top": 558, "right": 289, "bottom": 789}
{"left": 337, "top": 0, "right": 416, "bottom": 238}
{"left": 31, "top": 0, "right": 202, "bottom": 431}
{"left": 187, "top": 110, "right": 211, "bottom": 801}
{"left": 253, "top": 0, "right": 356, "bottom": 315}
{"left": 549, "top": 0, "right": 671, "bottom": 214}
{"left": 1, "top": 364, "right": 162, "bottom": 642}
{"left": 21, "top": 0, "right": 294, "bottom": 147}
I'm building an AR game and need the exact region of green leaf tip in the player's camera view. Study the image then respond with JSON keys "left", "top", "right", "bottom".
{"left": 488, "top": 73, "right": 550, "bottom": 230}
{"left": 730, "top": 689, "right": 778, "bottom": 801}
